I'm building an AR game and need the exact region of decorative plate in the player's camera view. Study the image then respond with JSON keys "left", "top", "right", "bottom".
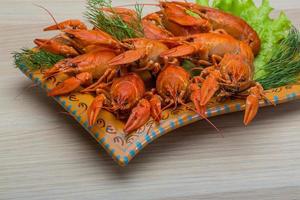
{"left": 17, "top": 63, "right": 300, "bottom": 166}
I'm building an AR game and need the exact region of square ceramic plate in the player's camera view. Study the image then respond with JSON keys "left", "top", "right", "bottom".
{"left": 17, "top": 64, "right": 300, "bottom": 166}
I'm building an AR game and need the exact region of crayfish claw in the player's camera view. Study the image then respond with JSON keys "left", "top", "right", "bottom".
{"left": 199, "top": 73, "right": 220, "bottom": 106}
{"left": 108, "top": 49, "right": 146, "bottom": 66}
{"left": 124, "top": 99, "right": 151, "bottom": 134}
{"left": 87, "top": 94, "right": 106, "bottom": 126}
{"left": 47, "top": 72, "right": 92, "bottom": 96}
{"left": 160, "top": 44, "right": 197, "bottom": 58}
{"left": 34, "top": 38, "right": 79, "bottom": 57}
{"left": 48, "top": 77, "right": 81, "bottom": 96}
{"left": 43, "top": 59, "right": 71, "bottom": 79}
{"left": 244, "top": 95, "right": 259, "bottom": 126}
{"left": 244, "top": 85, "right": 264, "bottom": 125}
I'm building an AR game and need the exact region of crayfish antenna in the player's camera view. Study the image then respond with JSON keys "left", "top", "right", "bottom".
{"left": 263, "top": 94, "right": 277, "bottom": 107}
{"left": 189, "top": 83, "right": 220, "bottom": 132}
{"left": 44, "top": 20, "right": 87, "bottom": 31}
{"left": 33, "top": 4, "right": 60, "bottom": 31}
{"left": 115, "top": 3, "right": 160, "bottom": 8}
{"left": 33, "top": 4, "right": 68, "bottom": 52}
{"left": 181, "top": 101, "right": 220, "bottom": 132}
{"left": 198, "top": 108, "right": 220, "bottom": 133}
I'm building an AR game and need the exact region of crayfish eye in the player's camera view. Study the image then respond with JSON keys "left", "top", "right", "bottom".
{"left": 70, "top": 63, "right": 77, "bottom": 67}
{"left": 68, "top": 34, "right": 75, "bottom": 39}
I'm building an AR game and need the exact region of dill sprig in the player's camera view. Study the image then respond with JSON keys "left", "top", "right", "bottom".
{"left": 134, "top": 3, "right": 144, "bottom": 37}
{"left": 256, "top": 27, "right": 300, "bottom": 90}
{"left": 85, "top": 0, "right": 144, "bottom": 40}
{"left": 13, "top": 49, "right": 65, "bottom": 70}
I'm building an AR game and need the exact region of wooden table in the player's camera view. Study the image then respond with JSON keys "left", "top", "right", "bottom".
{"left": 1, "top": 1, "right": 300, "bottom": 199}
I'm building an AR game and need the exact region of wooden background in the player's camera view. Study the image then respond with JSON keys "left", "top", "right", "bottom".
{"left": 1, "top": 0, "right": 300, "bottom": 199}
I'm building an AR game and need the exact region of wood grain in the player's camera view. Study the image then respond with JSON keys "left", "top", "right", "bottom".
{"left": 1, "top": 1, "right": 300, "bottom": 199}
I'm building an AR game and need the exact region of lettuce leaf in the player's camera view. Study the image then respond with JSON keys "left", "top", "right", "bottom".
{"left": 196, "top": 0, "right": 292, "bottom": 79}
{"left": 196, "top": 0, "right": 209, "bottom": 6}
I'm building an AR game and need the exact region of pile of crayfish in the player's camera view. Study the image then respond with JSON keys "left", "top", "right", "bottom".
{"left": 35, "top": 1, "right": 270, "bottom": 134}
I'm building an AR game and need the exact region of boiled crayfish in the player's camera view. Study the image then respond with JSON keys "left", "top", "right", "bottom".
{"left": 161, "top": 1, "right": 261, "bottom": 55}
{"left": 82, "top": 73, "right": 159, "bottom": 134}
{"left": 36, "top": 20, "right": 124, "bottom": 96}
{"left": 46, "top": 49, "right": 118, "bottom": 96}
{"left": 162, "top": 32, "right": 266, "bottom": 125}
{"left": 35, "top": 19, "right": 122, "bottom": 57}
{"left": 142, "top": 12, "right": 175, "bottom": 40}
{"left": 147, "top": 64, "right": 218, "bottom": 130}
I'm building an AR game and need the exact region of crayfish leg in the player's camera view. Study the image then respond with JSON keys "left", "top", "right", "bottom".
{"left": 149, "top": 95, "right": 162, "bottom": 122}
{"left": 190, "top": 84, "right": 205, "bottom": 116}
{"left": 81, "top": 68, "right": 117, "bottom": 93}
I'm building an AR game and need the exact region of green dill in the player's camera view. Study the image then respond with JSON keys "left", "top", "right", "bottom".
{"left": 134, "top": 3, "right": 144, "bottom": 37}
{"left": 13, "top": 49, "right": 65, "bottom": 70}
{"left": 255, "top": 27, "right": 300, "bottom": 89}
{"left": 85, "top": 0, "right": 144, "bottom": 40}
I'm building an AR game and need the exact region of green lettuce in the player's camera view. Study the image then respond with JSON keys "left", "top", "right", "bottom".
{"left": 196, "top": 0, "right": 292, "bottom": 79}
